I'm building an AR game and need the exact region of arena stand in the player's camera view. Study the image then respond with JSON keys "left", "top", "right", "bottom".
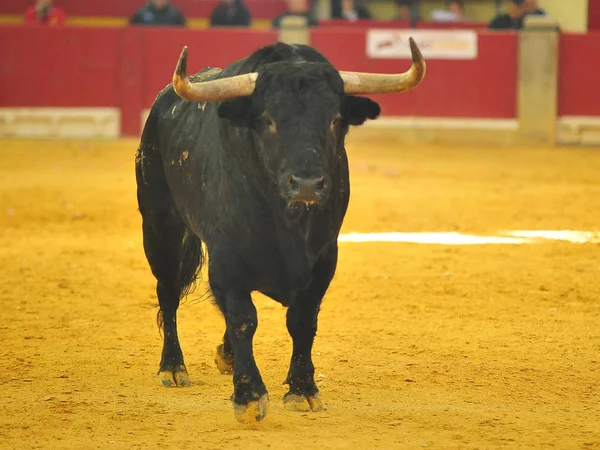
{"left": 0, "top": 0, "right": 286, "bottom": 17}
{"left": 0, "top": 19, "right": 599, "bottom": 145}
{"left": 0, "top": 0, "right": 286, "bottom": 28}
{"left": 0, "top": 0, "right": 492, "bottom": 30}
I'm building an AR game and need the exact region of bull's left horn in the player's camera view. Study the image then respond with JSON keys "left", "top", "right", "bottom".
{"left": 339, "top": 37, "right": 426, "bottom": 95}
{"left": 173, "top": 46, "right": 258, "bottom": 102}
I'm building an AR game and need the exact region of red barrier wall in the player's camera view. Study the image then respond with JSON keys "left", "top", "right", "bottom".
{"left": 558, "top": 32, "right": 600, "bottom": 116}
{"left": 416, "top": 21, "right": 488, "bottom": 30}
{"left": 317, "top": 19, "right": 488, "bottom": 29}
{"left": 0, "top": 0, "right": 286, "bottom": 19}
{"left": 311, "top": 28, "right": 518, "bottom": 118}
{"left": 1, "top": 25, "right": 598, "bottom": 136}
{"left": 589, "top": 0, "right": 600, "bottom": 31}
{"left": 0, "top": 26, "right": 120, "bottom": 107}
{"left": 318, "top": 19, "right": 412, "bottom": 29}
{"left": 0, "top": 26, "right": 277, "bottom": 134}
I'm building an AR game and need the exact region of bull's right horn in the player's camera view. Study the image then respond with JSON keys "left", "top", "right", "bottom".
{"left": 173, "top": 46, "right": 258, "bottom": 102}
{"left": 339, "top": 37, "right": 426, "bottom": 95}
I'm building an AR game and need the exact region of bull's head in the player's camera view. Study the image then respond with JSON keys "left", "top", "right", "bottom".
{"left": 172, "top": 40, "right": 426, "bottom": 207}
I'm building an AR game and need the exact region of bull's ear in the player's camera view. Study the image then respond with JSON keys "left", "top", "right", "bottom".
{"left": 341, "top": 96, "right": 381, "bottom": 126}
{"left": 217, "top": 98, "right": 254, "bottom": 127}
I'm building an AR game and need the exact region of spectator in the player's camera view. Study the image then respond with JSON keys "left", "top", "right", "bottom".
{"left": 524, "top": 0, "right": 546, "bottom": 15}
{"left": 272, "top": 0, "right": 317, "bottom": 28}
{"left": 430, "top": 1, "right": 464, "bottom": 22}
{"left": 130, "top": 0, "right": 186, "bottom": 26}
{"left": 335, "top": 0, "right": 371, "bottom": 21}
{"left": 24, "top": 0, "right": 67, "bottom": 26}
{"left": 394, "top": 0, "right": 418, "bottom": 22}
{"left": 488, "top": 0, "right": 526, "bottom": 29}
{"left": 210, "top": 0, "right": 251, "bottom": 27}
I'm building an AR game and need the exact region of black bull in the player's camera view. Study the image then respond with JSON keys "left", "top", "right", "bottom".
{"left": 135, "top": 40, "right": 425, "bottom": 423}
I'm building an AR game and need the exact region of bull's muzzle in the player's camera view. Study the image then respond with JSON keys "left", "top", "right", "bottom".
{"left": 285, "top": 175, "right": 329, "bottom": 206}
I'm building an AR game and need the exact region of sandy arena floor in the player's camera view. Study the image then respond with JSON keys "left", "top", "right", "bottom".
{"left": 0, "top": 138, "right": 599, "bottom": 449}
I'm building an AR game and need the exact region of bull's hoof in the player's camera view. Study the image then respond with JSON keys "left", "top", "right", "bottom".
{"left": 158, "top": 365, "right": 191, "bottom": 387}
{"left": 214, "top": 344, "right": 234, "bottom": 374}
{"left": 233, "top": 394, "right": 269, "bottom": 424}
{"left": 283, "top": 392, "right": 323, "bottom": 412}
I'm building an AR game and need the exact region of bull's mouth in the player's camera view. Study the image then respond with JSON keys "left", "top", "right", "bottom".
{"left": 289, "top": 196, "right": 318, "bottom": 207}
{"left": 287, "top": 198, "right": 318, "bottom": 210}
{"left": 283, "top": 192, "right": 327, "bottom": 222}
{"left": 284, "top": 200, "right": 312, "bottom": 222}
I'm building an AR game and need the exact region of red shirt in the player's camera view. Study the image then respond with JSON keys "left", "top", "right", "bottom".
{"left": 24, "top": 6, "right": 67, "bottom": 25}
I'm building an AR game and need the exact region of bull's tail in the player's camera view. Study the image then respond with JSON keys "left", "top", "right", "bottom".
{"left": 156, "top": 233, "right": 204, "bottom": 338}
{"left": 179, "top": 233, "right": 204, "bottom": 300}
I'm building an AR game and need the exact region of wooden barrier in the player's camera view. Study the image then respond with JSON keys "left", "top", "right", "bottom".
{"left": 517, "top": 16, "right": 559, "bottom": 145}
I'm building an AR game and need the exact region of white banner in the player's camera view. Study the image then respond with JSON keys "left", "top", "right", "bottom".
{"left": 366, "top": 29, "right": 478, "bottom": 60}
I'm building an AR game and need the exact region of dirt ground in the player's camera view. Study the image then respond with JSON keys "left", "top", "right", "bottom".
{"left": 1, "top": 138, "right": 599, "bottom": 449}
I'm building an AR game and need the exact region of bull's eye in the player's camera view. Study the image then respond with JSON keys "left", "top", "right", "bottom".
{"left": 330, "top": 115, "right": 341, "bottom": 131}
{"left": 262, "top": 114, "right": 276, "bottom": 133}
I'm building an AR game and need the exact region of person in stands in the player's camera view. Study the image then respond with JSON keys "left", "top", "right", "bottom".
{"left": 430, "top": 0, "right": 465, "bottom": 22}
{"left": 524, "top": 0, "right": 546, "bottom": 16}
{"left": 488, "top": 0, "right": 526, "bottom": 29}
{"left": 272, "top": 0, "right": 317, "bottom": 28}
{"left": 489, "top": 0, "right": 558, "bottom": 30}
{"left": 130, "top": 0, "right": 186, "bottom": 26}
{"left": 24, "top": 0, "right": 67, "bottom": 25}
{"left": 332, "top": 0, "right": 372, "bottom": 21}
{"left": 210, "top": 0, "right": 251, "bottom": 27}
{"left": 394, "top": 0, "right": 417, "bottom": 21}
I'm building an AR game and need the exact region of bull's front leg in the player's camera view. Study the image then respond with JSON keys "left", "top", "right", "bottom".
{"left": 210, "top": 259, "right": 268, "bottom": 424}
{"left": 283, "top": 244, "right": 338, "bottom": 412}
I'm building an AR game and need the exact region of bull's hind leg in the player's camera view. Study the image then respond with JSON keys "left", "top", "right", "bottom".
{"left": 145, "top": 215, "right": 190, "bottom": 387}
{"left": 283, "top": 244, "right": 338, "bottom": 412}
{"left": 214, "top": 330, "right": 234, "bottom": 374}
{"left": 136, "top": 145, "right": 200, "bottom": 387}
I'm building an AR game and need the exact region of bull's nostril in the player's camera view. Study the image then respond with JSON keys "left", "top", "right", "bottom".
{"left": 288, "top": 176, "right": 299, "bottom": 191}
{"left": 315, "top": 176, "right": 325, "bottom": 193}
{"left": 286, "top": 175, "right": 328, "bottom": 202}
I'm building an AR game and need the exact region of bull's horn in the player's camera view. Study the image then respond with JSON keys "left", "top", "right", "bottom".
{"left": 339, "top": 37, "right": 426, "bottom": 95}
{"left": 172, "top": 46, "right": 258, "bottom": 102}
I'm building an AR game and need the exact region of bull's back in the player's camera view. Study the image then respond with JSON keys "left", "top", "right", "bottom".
{"left": 147, "top": 67, "right": 224, "bottom": 149}
{"left": 138, "top": 67, "right": 227, "bottom": 198}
